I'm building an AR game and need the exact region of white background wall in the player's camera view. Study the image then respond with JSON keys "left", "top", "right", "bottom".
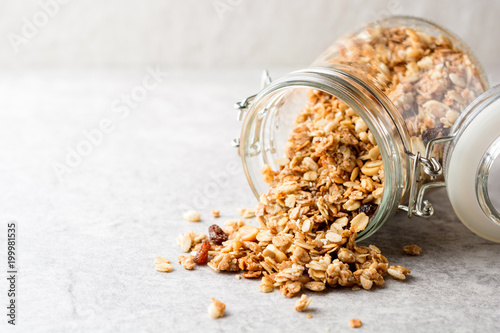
{"left": 0, "top": 0, "right": 499, "bottom": 71}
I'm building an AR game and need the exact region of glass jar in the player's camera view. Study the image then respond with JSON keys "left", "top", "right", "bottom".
{"left": 233, "top": 16, "right": 500, "bottom": 242}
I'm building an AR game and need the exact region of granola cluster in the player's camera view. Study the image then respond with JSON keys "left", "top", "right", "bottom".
{"left": 327, "top": 25, "right": 485, "bottom": 148}
{"left": 177, "top": 218, "right": 409, "bottom": 296}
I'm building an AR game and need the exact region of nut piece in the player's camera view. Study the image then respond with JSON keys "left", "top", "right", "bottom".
{"left": 208, "top": 298, "right": 226, "bottom": 318}
{"left": 349, "top": 319, "right": 362, "bottom": 328}
{"left": 403, "top": 244, "right": 422, "bottom": 256}
{"left": 183, "top": 210, "right": 201, "bottom": 222}
{"left": 388, "top": 265, "right": 411, "bottom": 280}
{"left": 294, "top": 294, "right": 313, "bottom": 312}
{"left": 154, "top": 257, "right": 173, "bottom": 272}
{"left": 211, "top": 209, "right": 220, "bottom": 218}
{"left": 263, "top": 244, "right": 287, "bottom": 263}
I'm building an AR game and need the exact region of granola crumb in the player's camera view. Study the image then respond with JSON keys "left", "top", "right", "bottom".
{"left": 349, "top": 319, "right": 362, "bottom": 328}
{"left": 183, "top": 210, "right": 201, "bottom": 222}
{"left": 352, "top": 286, "right": 361, "bottom": 291}
{"left": 154, "top": 257, "right": 173, "bottom": 272}
{"left": 403, "top": 244, "right": 422, "bottom": 256}
{"left": 177, "top": 255, "right": 195, "bottom": 270}
{"left": 211, "top": 209, "right": 220, "bottom": 218}
{"left": 306, "top": 314, "right": 312, "bottom": 319}
{"left": 235, "top": 274, "right": 241, "bottom": 280}
{"left": 208, "top": 298, "right": 226, "bottom": 318}
{"left": 294, "top": 294, "right": 313, "bottom": 312}
{"left": 238, "top": 208, "right": 255, "bottom": 219}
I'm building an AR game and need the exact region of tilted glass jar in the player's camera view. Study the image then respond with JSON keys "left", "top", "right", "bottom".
{"left": 233, "top": 16, "right": 500, "bottom": 241}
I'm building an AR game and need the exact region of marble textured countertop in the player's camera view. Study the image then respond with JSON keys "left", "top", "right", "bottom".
{"left": 0, "top": 68, "right": 499, "bottom": 333}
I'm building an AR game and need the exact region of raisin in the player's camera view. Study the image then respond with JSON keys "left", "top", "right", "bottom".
{"left": 209, "top": 224, "right": 228, "bottom": 244}
{"left": 440, "top": 126, "right": 450, "bottom": 137}
{"left": 358, "top": 203, "right": 378, "bottom": 216}
{"left": 194, "top": 241, "right": 210, "bottom": 265}
{"left": 421, "top": 127, "right": 441, "bottom": 144}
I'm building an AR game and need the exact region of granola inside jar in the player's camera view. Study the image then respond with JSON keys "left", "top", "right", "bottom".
{"left": 236, "top": 16, "right": 491, "bottom": 241}
{"left": 313, "top": 16, "right": 487, "bottom": 162}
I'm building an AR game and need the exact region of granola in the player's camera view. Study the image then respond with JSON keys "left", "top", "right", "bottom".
{"left": 177, "top": 255, "right": 195, "bottom": 270}
{"left": 238, "top": 208, "right": 256, "bottom": 219}
{"left": 193, "top": 219, "right": 400, "bottom": 295}
{"left": 154, "top": 257, "right": 173, "bottom": 272}
{"left": 207, "top": 298, "right": 226, "bottom": 319}
{"left": 403, "top": 244, "right": 422, "bottom": 255}
{"left": 176, "top": 231, "right": 207, "bottom": 253}
{"left": 294, "top": 294, "right": 313, "bottom": 312}
{"left": 183, "top": 210, "right": 201, "bottom": 222}
{"left": 171, "top": 26, "right": 480, "bottom": 301}
{"left": 349, "top": 319, "right": 362, "bottom": 328}
{"left": 326, "top": 25, "right": 484, "bottom": 159}
{"left": 388, "top": 265, "right": 411, "bottom": 280}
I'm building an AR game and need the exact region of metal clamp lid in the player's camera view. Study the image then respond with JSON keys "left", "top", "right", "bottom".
{"left": 231, "top": 71, "right": 272, "bottom": 148}
{"left": 398, "top": 136, "right": 454, "bottom": 218}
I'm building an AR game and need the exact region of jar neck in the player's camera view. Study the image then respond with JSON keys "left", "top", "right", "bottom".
{"left": 240, "top": 65, "right": 411, "bottom": 240}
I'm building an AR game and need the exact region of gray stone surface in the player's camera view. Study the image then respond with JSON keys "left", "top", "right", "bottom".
{"left": 0, "top": 69, "right": 499, "bottom": 333}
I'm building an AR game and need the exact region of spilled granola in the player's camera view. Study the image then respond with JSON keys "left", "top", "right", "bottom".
{"left": 349, "top": 318, "right": 362, "bottom": 328}
{"left": 403, "top": 244, "right": 422, "bottom": 255}
{"left": 178, "top": 255, "right": 196, "bottom": 270}
{"left": 154, "top": 257, "right": 173, "bottom": 272}
{"left": 211, "top": 209, "right": 220, "bottom": 218}
{"left": 171, "top": 26, "right": 485, "bottom": 300}
{"left": 294, "top": 294, "right": 313, "bottom": 312}
{"left": 183, "top": 210, "right": 201, "bottom": 222}
{"left": 207, "top": 298, "right": 226, "bottom": 319}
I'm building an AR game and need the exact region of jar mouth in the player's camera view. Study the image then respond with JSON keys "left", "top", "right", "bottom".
{"left": 240, "top": 66, "right": 410, "bottom": 241}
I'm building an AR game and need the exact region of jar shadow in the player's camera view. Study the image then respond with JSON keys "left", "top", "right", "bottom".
{"left": 359, "top": 188, "right": 500, "bottom": 266}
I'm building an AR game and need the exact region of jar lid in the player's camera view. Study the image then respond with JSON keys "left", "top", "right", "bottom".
{"left": 446, "top": 85, "right": 500, "bottom": 242}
